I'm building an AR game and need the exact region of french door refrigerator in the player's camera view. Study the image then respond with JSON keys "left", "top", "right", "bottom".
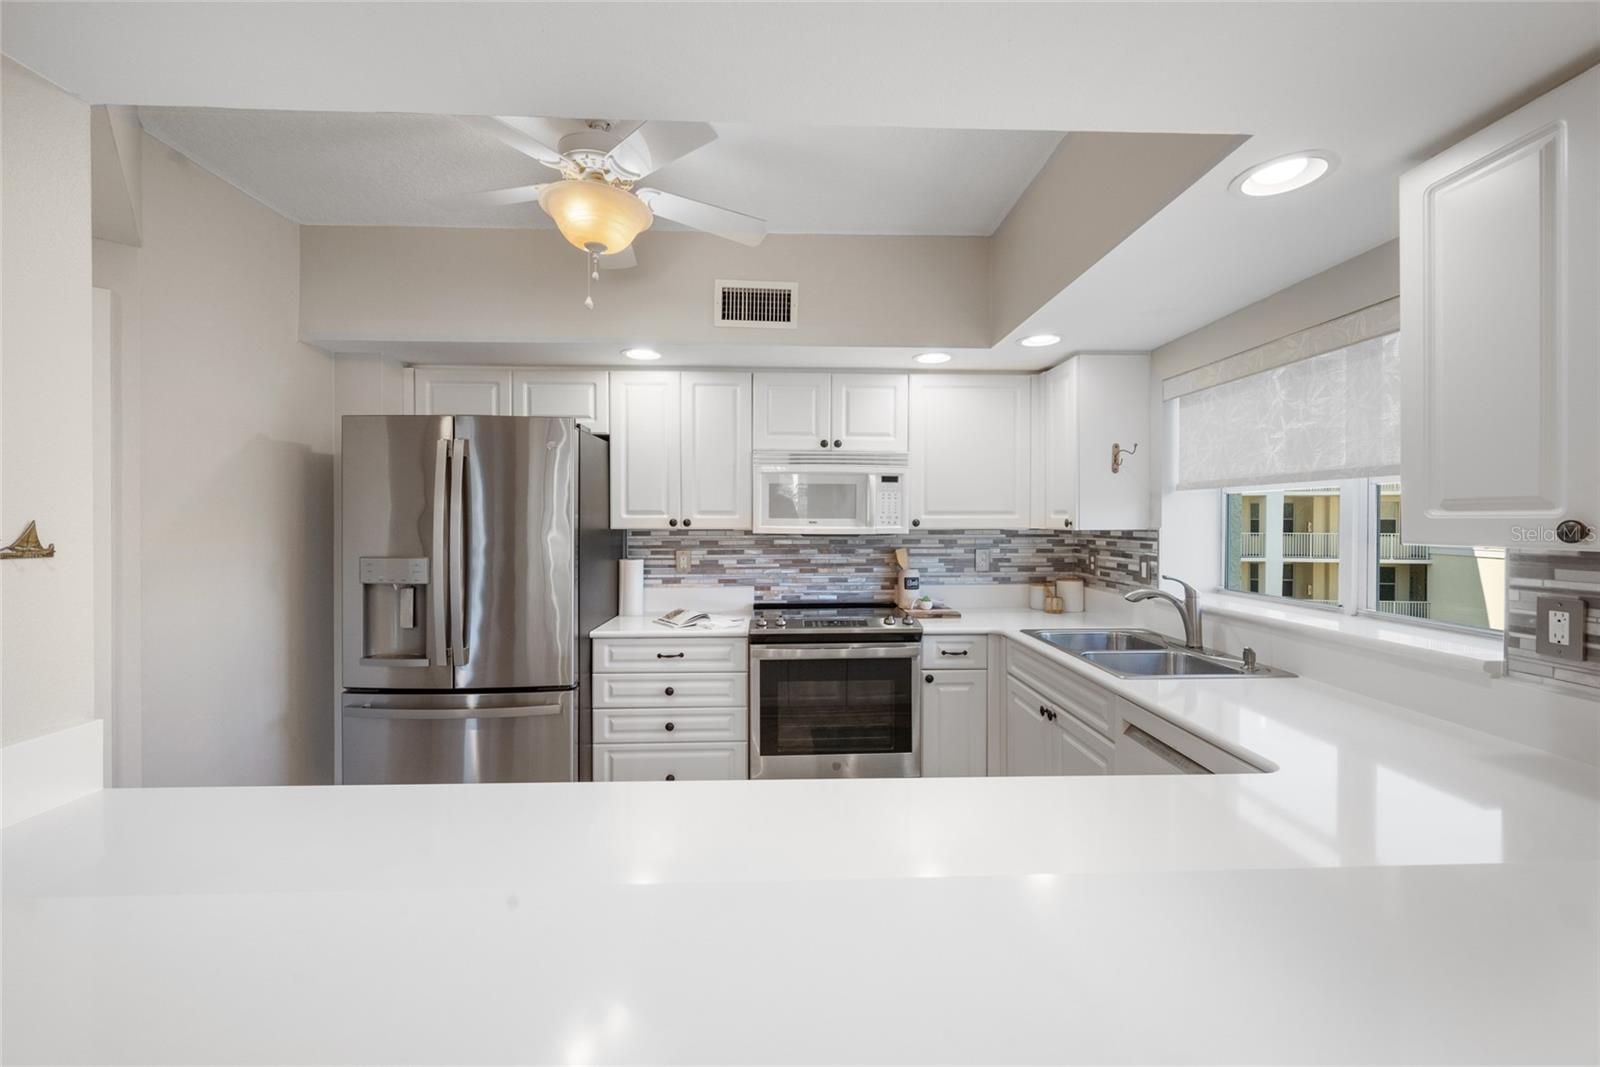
{"left": 339, "top": 415, "right": 619, "bottom": 784}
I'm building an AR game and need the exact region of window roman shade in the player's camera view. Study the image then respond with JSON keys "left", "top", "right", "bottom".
{"left": 1175, "top": 330, "right": 1400, "bottom": 490}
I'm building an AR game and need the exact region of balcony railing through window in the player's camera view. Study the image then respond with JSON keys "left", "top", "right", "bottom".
{"left": 1379, "top": 533, "right": 1431, "bottom": 561}
{"left": 1378, "top": 600, "right": 1433, "bottom": 619}
{"left": 1239, "top": 532, "right": 1265, "bottom": 557}
{"left": 1281, "top": 531, "right": 1339, "bottom": 558}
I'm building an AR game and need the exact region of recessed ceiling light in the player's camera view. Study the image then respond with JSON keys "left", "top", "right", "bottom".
{"left": 915, "top": 352, "right": 952, "bottom": 365}
{"left": 1230, "top": 151, "right": 1338, "bottom": 198}
{"left": 1019, "top": 334, "right": 1061, "bottom": 348}
{"left": 622, "top": 347, "right": 661, "bottom": 361}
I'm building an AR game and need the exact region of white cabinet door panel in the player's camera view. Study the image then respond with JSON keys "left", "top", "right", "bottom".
{"left": 752, "top": 372, "right": 831, "bottom": 450}
{"left": 594, "top": 637, "right": 748, "bottom": 673}
{"left": 911, "top": 375, "right": 1032, "bottom": 529}
{"left": 922, "top": 669, "right": 987, "bottom": 777}
{"left": 592, "top": 672, "right": 746, "bottom": 709}
{"left": 511, "top": 369, "right": 609, "bottom": 431}
{"left": 595, "top": 706, "right": 748, "bottom": 744}
{"left": 832, "top": 373, "right": 909, "bottom": 452}
{"left": 610, "top": 372, "right": 681, "bottom": 529}
{"left": 680, "top": 372, "right": 752, "bottom": 530}
{"left": 1400, "top": 65, "right": 1599, "bottom": 546}
{"left": 592, "top": 743, "right": 748, "bottom": 781}
{"left": 1049, "top": 707, "right": 1113, "bottom": 776}
{"left": 1003, "top": 675, "right": 1052, "bottom": 777}
{"left": 413, "top": 367, "right": 511, "bottom": 415}
{"left": 1073, "top": 355, "right": 1150, "bottom": 531}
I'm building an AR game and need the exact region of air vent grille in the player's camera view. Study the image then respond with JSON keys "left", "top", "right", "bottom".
{"left": 715, "top": 280, "right": 797, "bottom": 329}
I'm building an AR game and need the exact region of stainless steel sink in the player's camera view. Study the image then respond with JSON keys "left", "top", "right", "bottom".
{"left": 1022, "top": 629, "right": 1168, "bottom": 653}
{"left": 1078, "top": 649, "right": 1251, "bottom": 677}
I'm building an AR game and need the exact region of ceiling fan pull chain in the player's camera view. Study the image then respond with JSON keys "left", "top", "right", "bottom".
{"left": 583, "top": 251, "right": 596, "bottom": 310}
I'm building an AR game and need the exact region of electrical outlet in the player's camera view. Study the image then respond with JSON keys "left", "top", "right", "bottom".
{"left": 1536, "top": 595, "right": 1586, "bottom": 663}
{"left": 674, "top": 549, "right": 692, "bottom": 575}
{"left": 975, "top": 548, "right": 992, "bottom": 573}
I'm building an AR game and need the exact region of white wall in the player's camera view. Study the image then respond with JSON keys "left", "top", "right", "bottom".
{"left": 2, "top": 59, "right": 96, "bottom": 748}
{"left": 93, "top": 131, "right": 336, "bottom": 786}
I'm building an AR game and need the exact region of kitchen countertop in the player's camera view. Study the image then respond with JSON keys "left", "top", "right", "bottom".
{"left": 7, "top": 604, "right": 1598, "bottom": 1064}
{"left": 591, "top": 614, "right": 751, "bottom": 638}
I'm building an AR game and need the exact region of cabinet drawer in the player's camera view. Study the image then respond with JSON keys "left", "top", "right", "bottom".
{"left": 592, "top": 672, "right": 747, "bottom": 709}
{"left": 594, "top": 637, "right": 748, "bottom": 673}
{"left": 595, "top": 706, "right": 748, "bottom": 744}
{"left": 592, "top": 742, "right": 749, "bottom": 781}
{"left": 920, "top": 634, "right": 988, "bottom": 669}
{"left": 1006, "top": 644, "right": 1117, "bottom": 737}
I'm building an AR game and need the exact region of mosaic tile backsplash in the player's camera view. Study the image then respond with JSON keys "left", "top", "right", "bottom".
{"left": 1505, "top": 549, "right": 1600, "bottom": 693}
{"left": 626, "top": 529, "right": 1159, "bottom": 602}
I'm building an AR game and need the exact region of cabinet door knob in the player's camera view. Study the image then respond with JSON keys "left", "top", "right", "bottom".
{"left": 925, "top": 674, "right": 935, "bottom": 683}
{"left": 682, "top": 519, "right": 692, "bottom": 528}
{"left": 664, "top": 686, "right": 675, "bottom": 696}
{"left": 833, "top": 439, "right": 842, "bottom": 448}
{"left": 820, "top": 439, "right": 829, "bottom": 448}
{"left": 665, "top": 774, "right": 676, "bottom": 781}
{"left": 664, "top": 721, "right": 675, "bottom": 731}
{"left": 1556, "top": 519, "right": 1594, "bottom": 544}
{"left": 1064, "top": 518, "right": 1073, "bottom": 530}
{"left": 911, "top": 519, "right": 921, "bottom": 528}
{"left": 668, "top": 518, "right": 678, "bottom": 527}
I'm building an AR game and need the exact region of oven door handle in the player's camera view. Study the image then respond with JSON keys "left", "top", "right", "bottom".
{"left": 750, "top": 643, "right": 922, "bottom": 661}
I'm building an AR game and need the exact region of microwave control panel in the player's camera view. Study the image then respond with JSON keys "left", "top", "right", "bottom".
{"left": 875, "top": 475, "right": 905, "bottom": 530}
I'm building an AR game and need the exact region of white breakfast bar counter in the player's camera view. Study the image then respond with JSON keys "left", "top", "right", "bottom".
{"left": 5, "top": 605, "right": 1598, "bottom": 1064}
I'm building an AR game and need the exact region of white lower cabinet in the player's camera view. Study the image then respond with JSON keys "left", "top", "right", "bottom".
{"left": 593, "top": 743, "right": 748, "bottom": 782}
{"left": 1004, "top": 676, "right": 1056, "bottom": 777}
{"left": 921, "top": 669, "right": 987, "bottom": 777}
{"left": 1004, "top": 660, "right": 1114, "bottom": 776}
{"left": 591, "top": 634, "right": 750, "bottom": 781}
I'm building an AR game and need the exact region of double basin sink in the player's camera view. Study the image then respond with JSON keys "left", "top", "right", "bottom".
{"left": 1021, "top": 629, "right": 1294, "bottom": 679}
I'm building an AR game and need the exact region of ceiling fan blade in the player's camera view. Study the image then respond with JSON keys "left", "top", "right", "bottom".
{"left": 458, "top": 115, "right": 565, "bottom": 170}
{"left": 458, "top": 182, "right": 554, "bottom": 208}
{"left": 636, "top": 189, "right": 766, "bottom": 247}
{"left": 597, "top": 246, "right": 637, "bottom": 270}
{"left": 607, "top": 121, "right": 717, "bottom": 180}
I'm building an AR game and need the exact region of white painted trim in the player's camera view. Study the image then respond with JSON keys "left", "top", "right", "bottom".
{"left": 2, "top": 720, "right": 105, "bottom": 828}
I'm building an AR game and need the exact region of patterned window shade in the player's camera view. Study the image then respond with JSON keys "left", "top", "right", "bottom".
{"left": 1176, "top": 332, "right": 1401, "bottom": 490}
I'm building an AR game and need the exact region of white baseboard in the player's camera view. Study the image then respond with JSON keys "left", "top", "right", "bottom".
{"left": 2, "top": 720, "right": 104, "bottom": 828}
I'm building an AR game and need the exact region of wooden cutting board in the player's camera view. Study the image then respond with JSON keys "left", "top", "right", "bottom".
{"left": 907, "top": 606, "right": 962, "bottom": 618}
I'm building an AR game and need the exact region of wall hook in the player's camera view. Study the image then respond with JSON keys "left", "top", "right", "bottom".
{"left": 1111, "top": 442, "right": 1138, "bottom": 474}
{"left": 0, "top": 520, "right": 56, "bottom": 560}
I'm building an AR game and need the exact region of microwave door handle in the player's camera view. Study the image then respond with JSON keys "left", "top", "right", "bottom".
{"left": 449, "top": 438, "right": 468, "bottom": 666}
{"left": 429, "top": 438, "right": 449, "bottom": 668}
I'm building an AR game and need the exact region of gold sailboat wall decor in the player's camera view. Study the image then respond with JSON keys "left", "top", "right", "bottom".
{"left": 0, "top": 520, "right": 56, "bottom": 560}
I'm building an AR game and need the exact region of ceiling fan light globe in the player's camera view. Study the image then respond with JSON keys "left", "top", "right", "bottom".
{"left": 538, "top": 179, "right": 654, "bottom": 255}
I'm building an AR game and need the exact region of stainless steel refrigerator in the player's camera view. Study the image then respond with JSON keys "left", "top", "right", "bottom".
{"left": 339, "top": 415, "right": 620, "bottom": 784}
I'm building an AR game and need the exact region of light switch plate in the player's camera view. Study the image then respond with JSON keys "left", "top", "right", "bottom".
{"left": 1535, "top": 595, "right": 1586, "bottom": 663}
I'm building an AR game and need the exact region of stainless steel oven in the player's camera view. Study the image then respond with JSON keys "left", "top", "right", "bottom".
{"left": 748, "top": 603, "right": 923, "bottom": 779}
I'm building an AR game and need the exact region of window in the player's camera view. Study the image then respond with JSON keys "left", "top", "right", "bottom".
{"left": 1221, "top": 479, "right": 1505, "bottom": 631}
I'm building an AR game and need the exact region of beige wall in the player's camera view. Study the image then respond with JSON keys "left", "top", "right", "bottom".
{"left": 94, "top": 132, "right": 336, "bottom": 786}
{"left": 2, "top": 59, "right": 96, "bottom": 746}
{"left": 989, "top": 132, "right": 1244, "bottom": 341}
{"left": 301, "top": 227, "right": 990, "bottom": 350}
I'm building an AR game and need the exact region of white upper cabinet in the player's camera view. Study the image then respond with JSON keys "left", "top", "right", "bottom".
{"left": 1400, "top": 65, "right": 1599, "bottom": 548}
{"left": 1032, "top": 353, "right": 1150, "bottom": 531}
{"left": 610, "top": 372, "right": 681, "bottom": 530}
{"left": 752, "top": 372, "right": 908, "bottom": 452}
{"left": 909, "top": 375, "right": 1032, "bottom": 530}
{"left": 510, "top": 369, "right": 609, "bottom": 432}
{"left": 611, "top": 371, "right": 751, "bottom": 530}
{"left": 680, "top": 372, "right": 752, "bottom": 530}
{"left": 752, "top": 372, "right": 831, "bottom": 450}
{"left": 832, "top": 373, "right": 910, "bottom": 452}
{"left": 414, "top": 366, "right": 609, "bottom": 430}
{"left": 413, "top": 367, "right": 511, "bottom": 415}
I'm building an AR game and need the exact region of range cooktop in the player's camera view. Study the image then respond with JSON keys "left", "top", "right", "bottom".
{"left": 749, "top": 601, "right": 922, "bottom": 639}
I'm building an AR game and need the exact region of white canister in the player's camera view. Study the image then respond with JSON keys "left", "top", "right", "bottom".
{"left": 1028, "top": 583, "right": 1047, "bottom": 611}
{"left": 1056, "top": 576, "right": 1086, "bottom": 613}
{"left": 620, "top": 559, "right": 645, "bottom": 616}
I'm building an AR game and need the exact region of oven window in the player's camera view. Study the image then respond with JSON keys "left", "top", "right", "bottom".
{"left": 764, "top": 475, "right": 864, "bottom": 523}
{"left": 758, "top": 657, "right": 913, "bottom": 756}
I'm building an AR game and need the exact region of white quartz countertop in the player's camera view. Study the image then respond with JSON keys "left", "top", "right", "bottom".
{"left": 591, "top": 614, "right": 750, "bottom": 638}
{"left": 7, "top": 603, "right": 1599, "bottom": 1064}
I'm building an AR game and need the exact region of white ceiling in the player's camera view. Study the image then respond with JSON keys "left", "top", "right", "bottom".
{"left": 136, "top": 108, "right": 1062, "bottom": 236}
{"left": 8, "top": 2, "right": 1599, "bottom": 363}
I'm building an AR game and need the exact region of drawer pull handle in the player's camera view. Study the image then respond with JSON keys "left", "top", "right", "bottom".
{"left": 664, "top": 686, "right": 675, "bottom": 696}
{"left": 939, "top": 649, "right": 969, "bottom": 657}
{"left": 664, "top": 721, "right": 675, "bottom": 731}
{"left": 665, "top": 774, "right": 676, "bottom": 781}
{"left": 656, "top": 652, "right": 686, "bottom": 659}
{"left": 925, "top": 674, "right": 935, "bottom": 683}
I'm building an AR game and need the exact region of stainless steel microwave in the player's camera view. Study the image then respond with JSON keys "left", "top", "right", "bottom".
{"left": 751, "top": 453, "right": 909, "bottom": 535}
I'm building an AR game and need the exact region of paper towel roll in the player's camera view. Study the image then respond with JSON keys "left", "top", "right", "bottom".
{"left": 1056, "top": 577, "right": 1085, "bottom": 613}
{"left": 620, "top": 559, "right": 645, "bottom": 617}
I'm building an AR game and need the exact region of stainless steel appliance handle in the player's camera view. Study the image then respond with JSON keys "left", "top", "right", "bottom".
{"left": 449, "top": 438, "right": 468, "bottom": 665}
{"left": 750, "top": 643, "right": 922, "bottom": 661}
{"left": 345, "top": 703, "right": 561, "bottom": 721}
{"left": 429, "top": 438, "right": 449, "bottom": 668}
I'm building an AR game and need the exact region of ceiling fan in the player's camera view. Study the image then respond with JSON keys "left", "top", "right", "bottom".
{"left": 461, "top": 116, "right": 768, "bottom": 307}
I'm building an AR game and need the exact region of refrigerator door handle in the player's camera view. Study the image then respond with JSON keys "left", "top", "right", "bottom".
{"left": 345, "top": 703, "right": 562, "bottom": 721}
{"left": 449, "top": 438, "right": 469, "bottom": 666}
{"left": 429, "top": 437, "right": 449, "bottom": 669}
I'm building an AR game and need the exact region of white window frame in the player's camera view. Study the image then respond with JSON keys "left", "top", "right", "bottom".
{"left": 1216, "top": 478, "right": 1502, "bottom": 634}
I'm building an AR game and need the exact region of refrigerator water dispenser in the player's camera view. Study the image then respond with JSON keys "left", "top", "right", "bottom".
{"left": 359, "top": 556, "right": 431, "bottom": 666}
